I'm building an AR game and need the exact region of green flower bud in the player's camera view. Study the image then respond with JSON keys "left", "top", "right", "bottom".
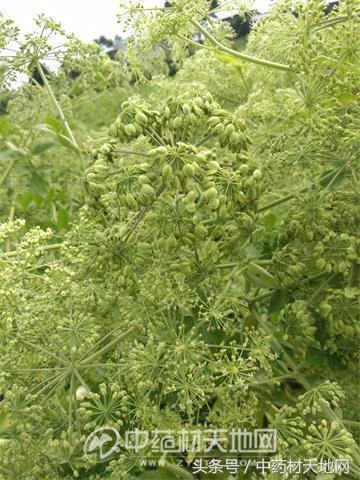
{"left": 162, "top": 164, "right": 173, "bottom": 179}
{"left": 148, "top": 146, "right": 167, "bottom": 157}
{"left": 195, "top": 153, "right": 207, "bottom": 163}
{"left": 209, "top": 198, "right": 220, "bottom": 210}
{"left": 182, "top": 103, "right": 191, "bottom": 115}
{"left": 164, "top": 106, "right": 171, "bottom": 119}
{"left": 208, "top": 116, "right": 221, "bottom": 126}
{"left": 195, "top": 224, "right": 208, "bottom": 238}
{"left": 225, "top": 124, "right": 235, "bottom": 136}
{"left": 138, "top": 175, "right": 151, "bottom": 185}
{"left": 100, "top": 144, "right": 111, "bottom": 155}
{"left": 135, "top": 111, "right": 148, "bottom": 125}
{"left": 185, "top": 190, "right": 198, "bottom": 203}
{"left": 108, "top": 124, "right": 118, "bottom": 137}
{"left": 208, "top": 161, "right": 220, "bottom": 170}
{"left": 140, "top": 184, "right": 155, "bottom": 198}
{"left": 168, "top": 235, "right": 177, "bottom": 249}
{"left": 235, "top": 118, "right": 246, "bottom": 129}
{"left": 183, "top": 164, "right": 195, "bottom": 177}
{"left": 173, "top": 116, "right": 183, "bottom": 128}
{"left": 214, "top": 123, "right": 225, "bottom": 135}
{"left": 316, "top": 258, "right": 326, "bottom": 269}
{"left": 193, "top": 106, "right": 203, "bottom": 117}
{"left": 125, "top": 124, "right": 137, "bottom": 136}
{"left": 126, "top": 193, "right": 138, "bottom": 210}
{"left": 230, "top": 132, "right": 240, "bottom": 145}
{"left": 219, "top": 204, "right": 227, "bottom": 217}
{"left": 185, "top": 202, "right": 196, "bottom": 213}
{"left": 203, "top": 187, "right": 218, "bottom": 200}
{"left": 87, "top": 173, "right": 98, "bottom": 182}
{"left": 93, "top": 165, "right": 108, "bottom": 176}
{"left": 239, "top": 164, "right": 249, "bottom": 174}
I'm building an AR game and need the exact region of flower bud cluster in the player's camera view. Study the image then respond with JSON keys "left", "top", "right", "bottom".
{"left": 208, "top": 109, "right": 251, "bottom": 153}
{"left": 314, "top": 232, "right": 359, "bottom": 274}
{"left": 277, "top": 301, "right": 316, "bottom": 358}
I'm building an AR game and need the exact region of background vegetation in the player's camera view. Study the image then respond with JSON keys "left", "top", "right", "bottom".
{"left": 0, "top": 1, "right": 359, "bottom": 478}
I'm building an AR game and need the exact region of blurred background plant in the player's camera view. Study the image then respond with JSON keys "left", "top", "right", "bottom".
{"left": 0, "top": 1, "right": 359, "bottom": 478}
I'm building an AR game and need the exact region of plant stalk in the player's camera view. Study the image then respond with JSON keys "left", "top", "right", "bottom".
{"left": 191, "top": 19, "right": 291, "bottom": 72}
{"left": 4, "top": 243, "right": 63, "bottom": 258}
{"left": 257, "top": 167, "right": 344, "bottom": 213}
{"left": 36, "top": 62, "right": 79, "bottom": 150}
{"left": 0, "top": 158, "right": 17, "bottom": 188}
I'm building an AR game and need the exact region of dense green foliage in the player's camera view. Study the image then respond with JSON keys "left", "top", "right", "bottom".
{"left": 0, "top": 1, "right": 359, "bottom": 479}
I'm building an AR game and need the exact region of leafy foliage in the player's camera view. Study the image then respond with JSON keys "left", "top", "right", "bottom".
{"left": 0, "top": 1, "right": 359, "bottom": 479}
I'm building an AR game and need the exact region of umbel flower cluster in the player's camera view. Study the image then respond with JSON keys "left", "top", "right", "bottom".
{"left": 0, "top": 0, "right": 359, "bottom": 479}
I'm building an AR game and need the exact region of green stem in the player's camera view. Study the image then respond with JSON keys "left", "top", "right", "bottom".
{"left": 248, "top": 272, "right": 327, "bottom": 304}
{"left": 0, "top": 158, "right": 17, "bottom": 188}
{"left": 4, "top": 242, "right": 63, "bottom": 258}
{"left": 343, "top": 420, "right": 360, "bottom": 429}
{"left": 306, "top": 272, "right": 337, "bottom": 306}
{"left": 315, "top": 12, "right": 360, "bottom": 31}
{"left": 123, "top": 183, "right": 166, "bottom": 243}
{"left": 6, "top": 190, "right": 16, "bottom": 253}
{"left": 191, "top": 19, "right": 291, "bottom": 72}
{"left": 257, "top": 167, "right": 343, "bottom": 213}
{"left": 36, "top": 62, "right": 79, "bottom": 150}
{"left": 348, "top": 262, "right": 360, "bottom": 288}
{"left": 116, "top": 150, "right": 148, "bottom": 157}
{"left": 217, "top": 259, "right": 272, "bottom": 269}
{"left": 68, "top": 370, "right": 76, "bottom": 432}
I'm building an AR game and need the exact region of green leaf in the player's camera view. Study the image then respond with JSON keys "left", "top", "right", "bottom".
{"left": 246, "top": 262, "right": 278, "bottom": 289}
{"left": 251, "top": 226, "right": 265, "bottom": 242}
{"left": 263, "top": 213, "right": 278, "bottom": 232}
{"left": 57, "top": 208, "right": 70, "bottom": 229}
{"left": 269, "top": 290, "right": 289, "bottom": 313}
{"left": 305, "top": 347, "right": 328, "bottom": 367}
{"left": 39, "top": 119, "right": 80, "bottom": 153}
{"left": 30, "top": 172, "right": 49, "bottom": 196}
{"left": 32, "top": 141, "right": 56, "bottom": 156}
{"left": 57, "top": 133, "right": 81, "bottom": 153}
{"left": 319, "top": 169, "right": 348, "bottom": 189}
{"left": 337, "top": 92, "right": 357, "bottom": 105}
{"left": 17, "top": 192, "right": 35, "bottom": 211}
{"left": 43, "top": 116, "right": 64, "bottom": 134}
{"left": 0, "top": 117, "right": 10, "bottom": 137}
{"left": 213, "top": 51, "right": 242, "bottom": 68}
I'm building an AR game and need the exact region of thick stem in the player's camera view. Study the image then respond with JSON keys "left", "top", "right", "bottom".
{"left": 191, "top": 19, "right": 291, "bottom": 72}
{"left": 36, "top": 62, "right": 79, "bottom": 150}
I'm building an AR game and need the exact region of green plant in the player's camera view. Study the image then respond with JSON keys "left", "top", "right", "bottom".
{"left": 0, "top": 1, "right": 359, "bottom": 479}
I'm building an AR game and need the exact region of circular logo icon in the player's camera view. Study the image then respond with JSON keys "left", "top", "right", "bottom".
{"left": 84, "top": 426, "right": 121, "bottom": 463}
